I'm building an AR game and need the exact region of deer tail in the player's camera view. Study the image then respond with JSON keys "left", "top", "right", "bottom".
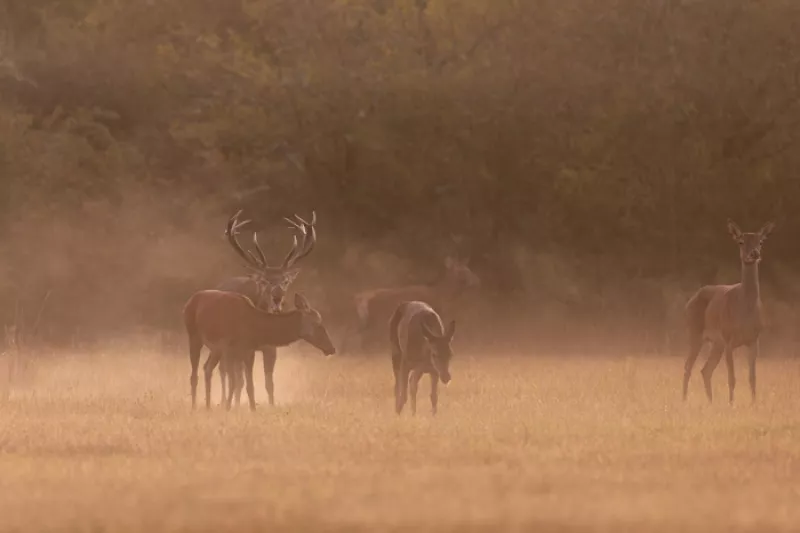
{"left": 685, "top": 287, "right": 713, "bottom": 342}
{"left": 183, "top": 293, "right": 201, "bottom": 341}
{"left": 388, "top": 301, "right": 411, "bottom": 353}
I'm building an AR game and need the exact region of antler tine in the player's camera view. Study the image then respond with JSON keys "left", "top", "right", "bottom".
{"left": 251, "top": 232, "right": 269, "bottom": 268}
{"left": 284, "top": 216, "right": 304, "bottom": 231}
{"left": 224, "top": 210, "right": 242, "bottom": 237}
{"left": 231, "top": 218, "right": 251, "bottom": 234}
{"left": 227, "top": 210, "right": 251, "bottom": 234}
{"left": 294, "top": 222, "right": 316, "bottom": 262}
{"left": 224, "top": 210, "right": 263, "bottom": 270}
{"left": 284, "top": 211, "right": 316, "bottom": 268}
{"left": 280, "top": 234, "right": 300, "bottom": 270}
{"left": 291, "top": 210, "right": 316, "bottom": 228}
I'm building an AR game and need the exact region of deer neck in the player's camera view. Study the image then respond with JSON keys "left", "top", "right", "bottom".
{"left": 740, "top": 260, "right": 761, "bottom": 308}
{"left": 250, "top": 310, "right": 303, "bottom": 347}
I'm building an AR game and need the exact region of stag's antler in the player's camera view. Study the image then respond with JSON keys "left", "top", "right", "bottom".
{"left": 225, "top": 210, "right": 263, "bottom": 273}
{"left": 282, "top": 211, "right": 316, "bottom": 270}
{"left": 224, "top": 209, "right": 317, "bottom": 275}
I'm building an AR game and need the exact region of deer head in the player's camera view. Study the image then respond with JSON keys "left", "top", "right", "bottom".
{"left": 294, "top": 293, "right": 336, "bottom": 356}
{"left": 421, "top": 319, "right": 456, "bottom": 384}
{"left": 727, "top": 219, "right": 775, "bottom": 265}
{"left": 226, "top": 210, "right": 317, "bottom": 312}
{"left": 444, "top": 256, "right": 481, "bottom": 289}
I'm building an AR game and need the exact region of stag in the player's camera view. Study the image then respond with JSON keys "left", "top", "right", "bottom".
{"left": 210, "top": 209, "right": 317, "bottom": 407}
{"left": 341, "top": 256, "right": 478, "bottom": 355}
{"left": 184, "top": 290, "right": 335, "bottom": 410}
{"left": 683, "top": 219, "right": 776, "bottom": 404}
{"left": 389, "top": 301, "right": 456, "bottom": 415}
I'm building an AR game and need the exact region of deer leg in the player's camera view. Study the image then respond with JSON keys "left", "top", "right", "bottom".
{"left": 203, "top": 351, "right": 221, "bottom": 410}
{"left": 188, "top": 336, "right": 202, "bottom": 410}
{"left": 725, "top": 344, "right": 736, "bottom": 405}
{"left": 430, "top": 373, "right": 439, "bottom": 415}
{"left": 724, "top": 344, "right": 735, "bottom": 405}
{"left": 235, "top": 360, "right": 245, "bottom": 408}
{"left": 683, "top": 335, "right": 704, "bottom": 401}
{"left": 339, "top": 326, "right": 355, "bottom": 356}
{"left": 363, "top": 322, "right": 382, "bottom": 354}
{"left": 395, "top": 364, "right": 410, "bottom": 415}
{"left": 347, "top": 313, "right": 374, "bottom": 356}
{"left": 748, "top": 339, "right": 759, "bottom": 403}
{"left": 218, "top": 356, "right": 227, "bottom": 406}
{"left": 234, "top": 356, "right": 247, "bottom": 408}
{"left": 225, "top": 357, "right": 239, "bottom": 411}
{"left": 244, "top": 351, "right": 257, "bottom": 412}
{"left": 262, "top": 346, "right": 277, "bottom": 406}
{"left": 391, "top": 347, "right": 402, "bottom": 398}
{"left": 409, "top": 369, "right": 423, "bottom": 416}
{"left": 701, "top": 342, "right": 724, "bottom": 403}
{"left": 340, "top": 313, "right": 368, "bottom": 356}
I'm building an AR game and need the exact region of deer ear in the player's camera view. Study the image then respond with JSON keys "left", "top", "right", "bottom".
{"left": 294, "top": 292, "right": 310, "bottom": 311}
{"left": 727, "top": 218, "right": 743, "bottom": 241}
{"left": 444, "top": 320, "right": 456, "bottom": 340}
{"left": 759, "top": 220, "right": 776, "bottom": 241}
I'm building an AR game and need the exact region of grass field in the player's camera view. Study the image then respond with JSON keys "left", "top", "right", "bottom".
{"left": 1, "top": 346, "right": 800, "bottom": 532}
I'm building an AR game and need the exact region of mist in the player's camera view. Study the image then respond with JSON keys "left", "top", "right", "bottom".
{"left": 1, "top": 1, "right": 800, "bottom": 531}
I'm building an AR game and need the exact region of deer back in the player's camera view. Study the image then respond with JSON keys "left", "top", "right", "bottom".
{"left": 185, "top": 290, "right": 294, "bottom": 349}
{"left": 394, "top": 301, "right": 444, "bottom": 361}
{"left": 359, "top": 285, "right": 444, "bottom": 325}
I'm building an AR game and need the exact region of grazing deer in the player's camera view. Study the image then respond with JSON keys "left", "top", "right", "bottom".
{"left": 683, "top": 219, "right": 776, "bottom": 404}
{"left": 210, "top": 209, "right": 317, "bottom": 407}
{"left": 184, "top": 290, "right": 335, "bottom": 411}
{"left": 388, "top": 301, "right": 456, "bottom": 415}
{"left": 341, "top": 256, "right": 478, "bottom": 355}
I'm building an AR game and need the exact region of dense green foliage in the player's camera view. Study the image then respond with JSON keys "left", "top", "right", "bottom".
{"left": 1, "top": 0, "right": 799, "bottom": 349}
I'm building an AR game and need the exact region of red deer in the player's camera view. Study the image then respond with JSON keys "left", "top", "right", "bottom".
{"left": 341, "top": 256, "right": 478, "bottom": 355}
{"left": 184, "top": 290, "right": 335, "bottom": 411}
{"left": 211, "top": 209, "right": 317, "bottom": 407}
{"left": 388, "top": 301, "right": 456, "bottom": 415}
{"left": 683, "top": 219, "right": 776, "bottom": 404}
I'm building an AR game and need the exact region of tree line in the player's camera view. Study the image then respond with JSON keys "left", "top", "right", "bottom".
{"left": 1, "top": 0, "right": 799, "bottom": 352}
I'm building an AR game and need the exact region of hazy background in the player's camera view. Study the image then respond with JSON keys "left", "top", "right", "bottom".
{"left": 2, "top": 0, "right": 800, "bottom": 357}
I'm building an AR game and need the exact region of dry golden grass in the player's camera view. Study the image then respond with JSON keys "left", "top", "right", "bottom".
{"left": 1, "top": 345, "right": 800, "bottom": 532}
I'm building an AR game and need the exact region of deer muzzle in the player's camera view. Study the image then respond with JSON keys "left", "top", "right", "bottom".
{"left": 316, "top": 331, "right": 336, "bottom": 357}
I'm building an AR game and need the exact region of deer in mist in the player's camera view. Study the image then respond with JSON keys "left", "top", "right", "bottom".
{"left": 209, "top": 209, "right": 317, "bottom": 407}
{"left": 389, "top": 301, "right": 456, "bottom": 415}
{"left": 340, "top": 256, "right": 478, "bottom": 355}
{"left": 683, "top": 219, "right": 776, "bottom": 404}
{"left": 184, "top": 290, "right": 335, "bottom": 410}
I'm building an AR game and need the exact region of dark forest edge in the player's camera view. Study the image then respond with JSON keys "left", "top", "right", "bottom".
{"left": 1, "top": 0, "right": 799, "bottom": 353}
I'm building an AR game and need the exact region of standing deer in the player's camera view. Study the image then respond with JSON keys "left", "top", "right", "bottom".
{"left": 388, "top": 301, "right": 456, "bottom": 415}
{"left": 184, "top": 290, "right": 335, "bottom": 410}
{"left": 341, "top": 256, "right": 478, "bottom": 355}
{"left": 683, "top": 219, "right": 776, "bottom": 404}
{"left": 210, "top": 209, "right": 317, "bottom": 407}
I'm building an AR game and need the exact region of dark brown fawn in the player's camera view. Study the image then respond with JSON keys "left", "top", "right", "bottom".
{"left": 341, "top": 256, "right": 477, "bottom": 355}
{"left": 183, "top": 290, "right": 335, "bottom": 411}
{"left": 683, "top": 219, "right": 775, "bottom": 404}
{"left": 388, "top": 301, "right": 455, "bottom": 415}
{"left": 212, "top": 209, "right": 317, "bottom": 408}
